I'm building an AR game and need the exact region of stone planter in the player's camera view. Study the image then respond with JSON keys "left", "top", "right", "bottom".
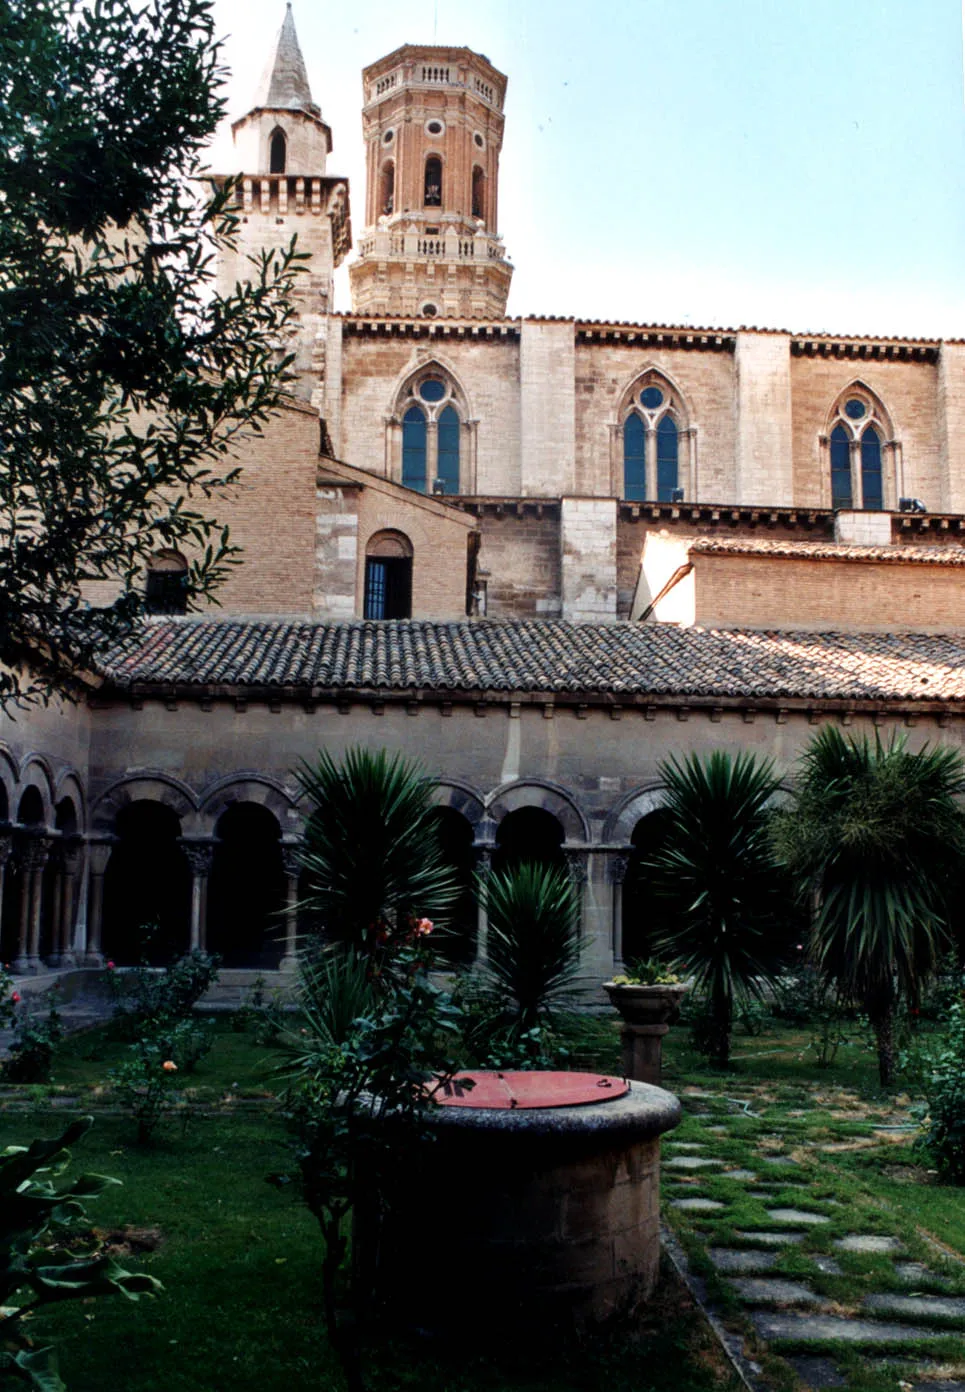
{"left": 603, "top": 981, "right": 690, "bottom": 1086}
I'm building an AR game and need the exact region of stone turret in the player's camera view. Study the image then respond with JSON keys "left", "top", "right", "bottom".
{"left": 211, "top": 4, "right": 351, "bottom": 401}
{"left": 349, "top": 44, "right": 513, "bottom": 320}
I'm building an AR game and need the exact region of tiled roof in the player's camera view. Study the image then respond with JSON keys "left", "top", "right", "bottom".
{"left": 98, "top": 620, "right": 965, "bottom": 704}
{"left": 689, "top": 538, "right": 965, "bottom": 566}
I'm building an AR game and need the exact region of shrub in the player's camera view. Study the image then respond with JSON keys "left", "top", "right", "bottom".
{"left": 914, "top": 993, "right": 965, "bottom": 1183}
{"left": 110, "top": 1035, "right": 185, "bottom": 1145}
{"left": 3, "top": 999, "right": 63, "bottom": 1083}
{"left": 109, "top": 949, "right": 221, "bottom": 1038}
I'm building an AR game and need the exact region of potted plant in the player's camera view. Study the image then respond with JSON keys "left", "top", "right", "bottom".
{"left": 603, "top": 958, "right": 689, "bottom": 1086}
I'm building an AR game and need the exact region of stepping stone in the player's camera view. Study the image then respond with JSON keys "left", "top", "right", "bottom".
{"left": 731, "top": 1277, "right": 823, "bottom": 1306}
{"left": 750, "top": 1190, "right": 777, "bottom": 1200}
{"left": 834, "top": 1235, "right": 903, "bottom": 1254}
{"left": 666, "top": 1141, "right": 706, "bottom": 1151}
{"left": 706, "top": 1125, "right": 728, "bottom": 1134}
{"left": 766, "top": 1208, "right": 830, "bottom": 1226}
{"left": 786, "top": 1355, "right": 847, "bottom": 1388}
{"left": 708, "top": 1248, "right": 779, "bottom": 1274}
{"left": 812, "top": 1255, "right": 843, "bottom": 1276}
{"left": 893, "top": 1261, "right": 952, "bottom": 1289}
{"left": 760, "top": 1154, "right": 800, "bottom": 1167}
{"left": 671, "top": 1197, "right": 725, "bottom": 1213}
{"left": 735, "top": 1230, "right": 805, "bottom": 1247}
{"left": 864, "top": 1293, "right": 965, "bottom": 1323}
{"left": 722, "top": 1168, "right": 757, "bottom": 1181}
{"left": 665, "top": 1155, "right": 724, "bottom": 1170}
{"left": 749, "top": 1311, "right": 942, "bottom": 1344}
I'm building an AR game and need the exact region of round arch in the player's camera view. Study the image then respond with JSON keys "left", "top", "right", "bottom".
{"left": 603, "top": 785, "right": 668, "bottom": 844}
{"left": 52, "top": 771, "right": 87, "bottom": 833}
{"left": 427, "top": 779, "right": 486, "bottom": 831}
{"left": 487, "top": 780, "right": 590, "bottom": 845}
{"left": 14, "top": 757, "right": 56, "bottom": 828}
{"left": 199, "top": 774, "right": 298, "bottom": 839}
{"left": 0, "top": 747, "right": 18, "bottom": 823}
{"left": 92, "top": 773, "right": 200, "bottom": 836}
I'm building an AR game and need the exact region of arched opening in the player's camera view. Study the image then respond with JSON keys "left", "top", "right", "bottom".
{"left": 830, "top": 423, "right": 852, "bottom": 509}
{"left": 102, "top": 802, "right": 191, "bottom": 965}
{"left": 621, "top": 810, "right": 672, "bottom": 964}
{"left": 493, "top": 807, "right": 566, "bottom": 879}
{"left": 364, "top": 530, "right": 413, "bottom": 620}
{"left": 623, "top": 414, "right": 646, "bottom": 501}
{"left": 656, "top": 416, "right": 679, "bottom": 502}
{"left": 17, "top": 787, "right": 44, "bottom": 827}
{"left": 145, "top": 551, "right": 188, "bottom": 616}
{"left": 269, "top": 128, "right": 287, "bottom": 174}
{"left": 207, "top": 804, "right": 286, "bottom": 968}
{"left": 436, "top": 404, "right": 460, "bottom": 494}
{"left": 2, "top": 788, "right": 45, "bottom": 966}
{"left": 861, "top": 425, "right": 883, "bottom": 510}
{"left": 431, "top": 807, "right": 475, "bottom": 965}
{"left": 402, "top": 405, "right": 427, "bottom": 493}
{"left": 471, "top": 164, "right": 485, "bottom": 220}
{"left": 46, "top": 798, "right": 79, "bottom": 963}
{"left": 424, "top": 155, "right": 442, "bottom": 207}
{"left": 380, "top": 160, "right": 395, "bottom": 216}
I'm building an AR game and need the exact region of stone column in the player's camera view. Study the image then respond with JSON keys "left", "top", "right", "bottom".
{"left": 180, "top": 841, "right": 215, "bottom": 955}
{"left": 567, "top": 847, "right": 617, "bottom": 985}
{"left": 280, "top": 842, "right": 303, "bottom": 971}
{"left": 607, "top": 853, "right": 630, "bottom": 969}
{"left": 473, "top": 845, "right": 493, "bottom": 966}
{"left": 0, "top": 831, "right": 13, "bottom": 954}
{"left": 50, "top": 841, "right": 82, "bottom": 967}
{"left": 84, "top": 840, "right": 114, "bottom": 967}
{"left": 19, "top": 837, "right": 51, "bottom": 973}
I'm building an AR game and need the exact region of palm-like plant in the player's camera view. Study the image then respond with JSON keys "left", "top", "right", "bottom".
{"left": 775, "top": 727, "right": 965, "bottom": 1086}
{"left": 638, "top": 750, "right": 791, "bottom": 1068}
{"left": 479, "top": 861, "right": 582, "bottom": 1036}
{"left": 295, "top": 746, "right": 459, "bottom": 958}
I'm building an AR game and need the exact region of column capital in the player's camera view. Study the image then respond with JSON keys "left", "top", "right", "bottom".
{"left": 179, "top": 839, "right": 216, "bottom": 875}
{"left": 22, "top": 835, "right": 52, "bottom": 871}
{"left": 87, "top": 837, "right": 116, "bottom": 876}
{"left": 564, "top": 848, "right": 589, "bottom": 886}
{"left": 0, "top": 831, "right": 14, "bottom": 867}
{"left": 280, "top": 841, "right": 304, "bottom": 878}
{"left": 606, "top": 852, "right": 631, "bottom": 886}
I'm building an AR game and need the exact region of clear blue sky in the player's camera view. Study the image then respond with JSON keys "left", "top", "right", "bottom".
{"left": 210, "top": 0, "right": 965, "bottom": 339}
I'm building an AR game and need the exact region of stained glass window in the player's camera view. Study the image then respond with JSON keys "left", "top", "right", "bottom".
{"left": 623, "top": 414, "right": 646, "bottom": 500}
{"left": 830, "top": 423, "right": 852, "bottom": 509}
{"left": 402, "top": 407, "right": 427, "bottom": 492}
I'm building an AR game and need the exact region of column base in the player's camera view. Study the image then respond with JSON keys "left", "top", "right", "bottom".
{"left": 46, "top": 952, "right": 76, "bottom": 969}
{"left": 279, "top": 953, "right": 298, "bottom": 974}
{"left": 81, "top": 951, "right": 105, "bottom": 969}
{"left": 12, "top": 955, "right": 42, "bottom": 975}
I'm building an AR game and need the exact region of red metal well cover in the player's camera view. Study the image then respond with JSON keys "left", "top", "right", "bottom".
{"left": 434, "top": 1070, "right": 629, "bottom": 1110}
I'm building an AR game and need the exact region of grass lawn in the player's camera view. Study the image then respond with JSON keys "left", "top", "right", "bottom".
{"left": 4, "top": 1018, "right": 740, "bottom": 1392}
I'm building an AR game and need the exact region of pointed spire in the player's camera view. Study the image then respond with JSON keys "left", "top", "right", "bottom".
{"left": 255, "top": 3, "right": 320, "bottom": 117}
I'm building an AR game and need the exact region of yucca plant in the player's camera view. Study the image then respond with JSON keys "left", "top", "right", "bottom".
{"left": 478, "top": 861, "right": 582, "bottom": 1037}
{"left": 775, "top": 727, "right": 965, "bottom": 1086}
{"left": 295, "top": 746, "right": 459, "bottom": 961}
{"left": 639, "top": 750, "right": 792, "bottom": 1068}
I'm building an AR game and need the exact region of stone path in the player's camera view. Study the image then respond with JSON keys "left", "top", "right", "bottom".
{"left": 663, "top": 1090, "right": 965, "bottom": 1392}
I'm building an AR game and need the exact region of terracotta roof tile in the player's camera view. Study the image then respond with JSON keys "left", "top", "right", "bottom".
{"left": 97, "top": 620, "right": 965, "bottom": 704}
{"left": 688, "top": 538, "right": 965, "bottom": 566}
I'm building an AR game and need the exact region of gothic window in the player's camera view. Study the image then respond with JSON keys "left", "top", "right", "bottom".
{"left": 825, "top": 386, "right": 894, "bottom": 511}
{"left": 621, "top": 374, "right": 686, "bottom": 502}
{"left": 402, "top": 406, "right": 427, "bottom": 492}
{"left": 269, "top": 129, "right": 287, "bottom": 174}
{"left": 145, "top": 551, "right": 188, "bottom": 615}
{"left": 380, "top": 160, "right": 395, "bottom": 216}
{"left": 472, "top": 165, "right": 485, "bottom": 220}
{"left": 364, "top": 531, "right": 413, "bottom": 619}
{"left": 395, "top": 371, "right": 466, "bottom": 495}
{"left": 424, "top": 155, "right": 442, "bottom": 207}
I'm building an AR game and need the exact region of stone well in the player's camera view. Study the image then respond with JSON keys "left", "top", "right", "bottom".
{"left": 370, "top": 1070, "right": 681, "bottom": 1335}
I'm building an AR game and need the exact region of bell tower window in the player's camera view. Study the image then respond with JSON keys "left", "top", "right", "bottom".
{"left": 380, "top": 160, "right": 395, "bottom": 215}
{"left": 424, "top": 156, "right": 442, "bottom": 207}
{"left": 269, "top": 129, "right": 287, "bottom": 175}
{"left": 472, "top": 165, "right": 485, "bottom": 220}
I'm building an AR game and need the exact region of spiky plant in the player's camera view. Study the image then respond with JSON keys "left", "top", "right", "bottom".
{"left": 479, "top": 861, "right": 582, "bottom": 1036}
{"left": 639, "top": 750, "right": 791, "bottom": 1068}
{"left": 295, "top": 747, "right": 459, "bottom": 961}
{"left": 775, "top": 727, "right": 965, "bottom": 1086}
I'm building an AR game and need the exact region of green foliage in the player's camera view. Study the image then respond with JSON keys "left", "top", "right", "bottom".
{"left": 108, "top": 1032, "right": 187, "bottom": 1145}
{"left": 108, "top": 950, "right": 221, "bottom": 1038}
{"left": 913, "top": 992, "right": 965, "bottom": 1183}
{"left": 3, "top": 999, "right": 64, "bottom": 1084}
{"left": 0, "top": 1117, "right": 160, "bottom": 1390}
{"left": 295, "top": 747, "right": 459, "bottom": 955}
{"left": 610, "top": 956, "right": 681, "bottom": 986}
{"left": 775, "top": 727, "right": 965, "bottom": 1085}
{"left": 639, "top": 750, "right": 792, "bottom": 1067}
{"left": 476, "top": 860, "right": 582, "bottom": 1037}
{"left": 0, "top": 0, "right": 302, "bottom": 705}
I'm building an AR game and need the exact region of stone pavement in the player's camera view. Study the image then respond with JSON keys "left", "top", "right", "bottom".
{"left": 663, "top": 1087, "right": 965, "bottom": 1392}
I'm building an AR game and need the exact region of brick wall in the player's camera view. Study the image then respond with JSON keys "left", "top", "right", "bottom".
{"left": 476, "top": 510, "right": 562, "bottom": 617}
{"left": 938, "top": 343, "right": 965, "bottom": 513}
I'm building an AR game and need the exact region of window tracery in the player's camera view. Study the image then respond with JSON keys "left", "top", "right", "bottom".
{"left": 391, "top": 368, "right": 471, "bottom": 494}
{"left": 618, "top": 372, "right": 688, "bottom": 502}
{"left": 824, "top": 385, "right": 896, "bottom": 511}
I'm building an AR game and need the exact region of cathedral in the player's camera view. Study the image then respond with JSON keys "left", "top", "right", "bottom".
{"left": 4, "top": 4, "right": 965, "bottom": 991}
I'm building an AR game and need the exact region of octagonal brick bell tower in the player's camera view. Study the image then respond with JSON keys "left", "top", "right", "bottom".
{"left": 349, "top": 45, "right": 513, "bottom": 320}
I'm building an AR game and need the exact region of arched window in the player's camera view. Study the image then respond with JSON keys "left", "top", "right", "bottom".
{"left": 380, "top": 160, "right": 395, "bottom": 216}
{"left": 620, "top": 374, "right": 688, "bottom": 502}
{"left": 437, "top": 405, "right": 460, "bottom": 494}
{"left": 424, "top": 155, "right": 442, "bottom": 207}
{"left": 402, "top": 406, "right": 427, "bottom": 492}
{"left": 269, "top": 129, "right": 286, "bottom": 174}
{"left": 394, "top": 371, "right": 467, "bottom": 495}
{"left": 656, "top": 416, "right": 679, "bottom": 502}
{"left": 861, "top": 426, "right": 883, "bottom": 511}
{"left": 623, "top": 414, "right": 646, "bottom": 501}
{"left": 364, "top": 531, "right": 413, "bottom": 620}
{"left": 145, "top": 551, "right": 188, "bottom": 615}
{"left": 825, "top": 386, "right": 895, "bottom": 511}
{"left": 830, "top": 423, "right": 852, "bottom": 509}
{"left": 471, "top": 165, "right": 485, "bottom": 220}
